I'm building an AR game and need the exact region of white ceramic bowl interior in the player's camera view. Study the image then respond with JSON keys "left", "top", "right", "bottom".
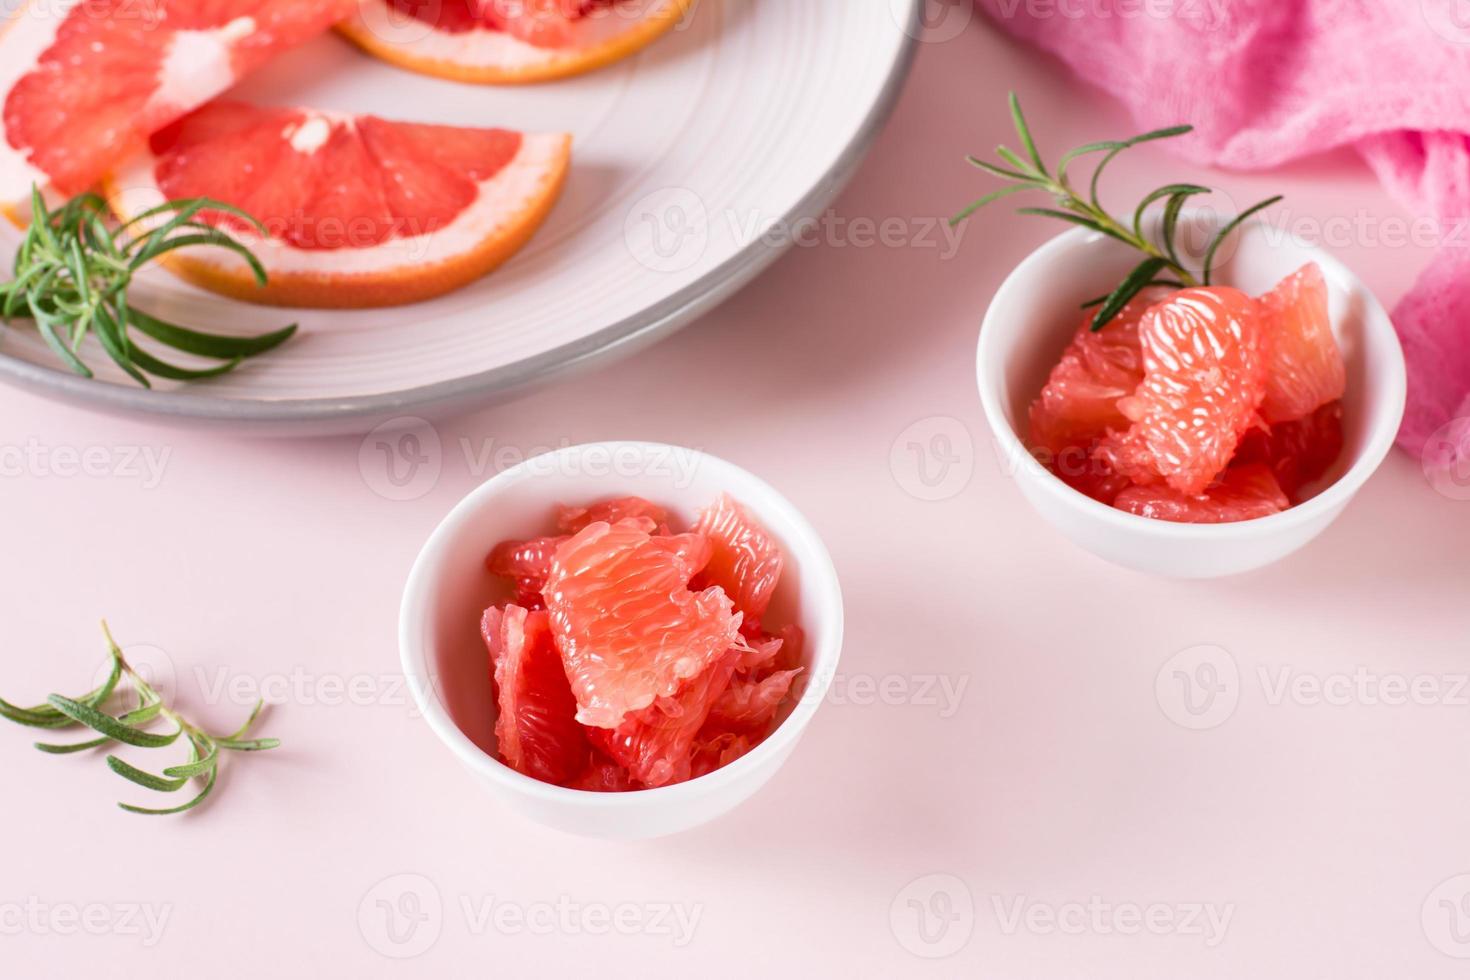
{"left": 977, "top": 213, "right": 1407, "bottom": 578}
{"left": 400, "top": 441, "right": 844, "bottom": 838}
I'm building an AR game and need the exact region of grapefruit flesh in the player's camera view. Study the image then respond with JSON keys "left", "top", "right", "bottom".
{"left": 543, "top": 518, "right": 740, "bottom": 730}
{"left": 486, "top": 535, "right": 568, "bottom": 610}
{"left": 1029, "top": 288, "right": 1169, "bottom": 456}
{"left": 556, "top": 496, "right": 668, "bottom": 534}
{"left": 705, "top": 667, "right": 801, "bottom": 735}
{"left": 1113, "top": 463, "right": 1290, "bottom": 524}
{"left": 483, "top": 604, "right": 590, "bottom": 785}
{"left": 105, "top": 100, "right": 571, "bottom": 307}
{"left": 1255, "top": 262, "right": 1346, "bottom": 423}
{"left": 1235, "top": 400, "right": 1344, "bottom": 502}
{"left": 0, "top": 0, "right": 351, "bottom": 204}
{"left": 588, "top": 647, "right": 741, "bottom": 787}
{"left": 1097, "top": 287, "right": 1268, "bottom": 496}
{"left": 690, "top": 493, "right": 784, "bottom": 632}
{"left": 338, "top": 0, "right": 695, "bottom": 84}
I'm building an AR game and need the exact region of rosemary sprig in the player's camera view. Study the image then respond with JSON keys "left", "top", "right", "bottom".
{"left": 0, "top": 622, "right": 279, "bottom": 816}
{"left": 954, "top": 92, "right": 1284, "bottom": 330}
{"left": 0, "top": 187, "right": 296, "bottom": 386}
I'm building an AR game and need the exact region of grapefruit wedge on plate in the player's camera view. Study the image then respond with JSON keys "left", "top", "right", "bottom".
{"left": 0, "top": 0, "right": 352, "bottom": 209}
{"left": 338, "top": 0, "right": 694, "bottom": 84}
{"left": 105, "top": 101, "right": 572, "bottom": 308}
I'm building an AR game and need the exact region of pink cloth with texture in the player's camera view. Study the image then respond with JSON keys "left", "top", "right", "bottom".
{"left": 977, "top": 0, "right": 1470, "bottom": 472}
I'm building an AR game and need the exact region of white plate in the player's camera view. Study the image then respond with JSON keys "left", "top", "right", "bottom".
{"left": 0, "top": 0, "right": 920, "bottom": 433}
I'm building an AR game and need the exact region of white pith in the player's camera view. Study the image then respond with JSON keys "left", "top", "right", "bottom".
{"left": 109, "top": 130, "right": 569, "bottom": 276}
{"left": 0, "top": 0, "right": 266, "bottom": 204}
{"left": 344, "top": 0, "right": 675, "bottom": 68}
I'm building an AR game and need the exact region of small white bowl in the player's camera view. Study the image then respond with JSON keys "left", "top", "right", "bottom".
{"left": 977, "top": 213, "right": 1407, "bottom": 578}
{"left": 400, "top": 441, "right": 844, "bottom": 839}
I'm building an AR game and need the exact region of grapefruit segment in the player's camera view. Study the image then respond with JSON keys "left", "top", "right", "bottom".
{"left": 1255, "top": 263, "right": 1346, "bottom": 423}
{"left": 486, "top": 535, "right": 568, "bottom": 609}
{"left": 1235, "top": 400, "right": 1344, "bottom": 502}
{"left": 338, "top": 0, "right": 695, "bottom": 84}
{"left": 691, "top": 731, "right": 756, "bottom": 779}
{"left": 0, "top": 0, "right": 351, "bottom": 205}
{"left": 1114, "top": 463, "right": 1289, "bottom": 524}
{"left": 690, "top": 493, "right": 784, "bottom": 630}
{"left": 706, "top": 668, "right": 801, "bottom": 735}
{"left": 587, "top": 647, "right": 740, "bottom": 787}
{"left": 104, "top": 101, "right": 570, "bottom": 307}
{"left": 484, "top": 604, "right": 590, "bottom": 785}
{"left": 1097, "top": 287, "right": 1268, "bottom": 495}
{"left": 556, "top": 496, "right": 668, "bottom": 534}
{"left": 544, "top": 518, "right": 741, "bottom": 730}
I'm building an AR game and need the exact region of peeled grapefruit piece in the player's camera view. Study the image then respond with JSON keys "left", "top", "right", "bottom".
{"left": 1255, "top": 263, "right": 1346, "bottom": 423}
{"left": 691, "top": 494, "right": 784, "bottom": 630}
{"left": 690, "top": 731, "right": 756, "bottom": 779}
{"left": 588, "top": 647, "right": 740, "bottom": 787}
{"left": 339, "top": 0, "right": 695, "bottom": 84}
{"left": 556, "top": 496, "right": 668, "bottom": 534}
{"left": 1114, "top": 463, "right": 1289, "bottom": 524}
{"left": 486, "top": 535, "right": 568, "bottom": 609}
{"left": 1029, "top": 287, "right": 1170, "bottom": 456}
{"left": 544, "top": 518, "right": 740, "bottom": 730}
{"left": 1097, "top": 287, "right": 1267, "bottom": 495}
{"left": 483, "top": 604, "right": 590, "bottom": 785}
{"left": 105, "top": 101, "right": 571, "bottom": 307}
{"left": 705, "top": 667, "right": 801, "bottom": 735}
{"left": 0, "top": 0, "right": 351, "bottom": 207}
{"left": 1235, "top": 400, "right": 1344, "bottom": 502}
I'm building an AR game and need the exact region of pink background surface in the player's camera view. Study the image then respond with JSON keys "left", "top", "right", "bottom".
{"left": 4, "top": 11, "right": 1470, "bottom": 979}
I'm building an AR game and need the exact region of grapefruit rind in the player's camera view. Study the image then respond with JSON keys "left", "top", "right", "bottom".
{"left": 337, "top": 0, "right": 695, "bottom": 84}
{"left": 103, "top": 124, "right": 571, "bottom": 308}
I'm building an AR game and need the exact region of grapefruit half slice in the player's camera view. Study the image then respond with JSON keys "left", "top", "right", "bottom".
{"left": 0, "top": 0, "right": 352, "bottom": 208}
{"left": 105, "top": 101, "right": 571, "bottom": 307}
{"left": 338, "top": 0, "right": 694, "bottom": 84}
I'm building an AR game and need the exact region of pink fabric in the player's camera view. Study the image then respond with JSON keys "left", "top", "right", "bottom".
{"left": 977, "top": 0, "right": 1470, "bottom": 470}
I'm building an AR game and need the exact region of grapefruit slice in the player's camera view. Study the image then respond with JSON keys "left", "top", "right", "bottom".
{"left": 691, "top": 494, "right": 784, "bottom": 631}
{"left": 483, "top": 604, "right": 591, "bottom": 785}
{"left": 339, "top": 0, "right": 695, "bottom": 84}
{"left": 1097, "top": 287, "right": 1267, "bottom": 495}
{"left": 1255, "top": 263, "right": 1346, "bottom": 423}
{"left": 0, "top": 0, "right": 351, "bottom": 208}
{"left": 544, "top": 518, "right": 740, "bottom": 730}
{"left": 1114, "top": 463, "right": 1289, "bottom": 524}
{"left": 105, "top": 101, "right": 571, "bottom": 307}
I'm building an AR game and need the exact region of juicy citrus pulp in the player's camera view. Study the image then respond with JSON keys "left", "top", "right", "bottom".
{"left": 1026, "top": 264, "right": 1348, "bottom": 523}
{"left": 481, "top": 495, "right": 803, "bottom": 790}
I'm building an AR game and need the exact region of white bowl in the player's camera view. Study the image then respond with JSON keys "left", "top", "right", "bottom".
{"left": 976, "top": 213, "right": 1407, "bottom": 578}
{"left": 399, "top": 441, "right": 844, "bottom": 839}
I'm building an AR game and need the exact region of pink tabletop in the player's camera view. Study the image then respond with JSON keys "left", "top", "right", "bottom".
{"left": 4, "top": 14, "right": 1469, "bottom": 980}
